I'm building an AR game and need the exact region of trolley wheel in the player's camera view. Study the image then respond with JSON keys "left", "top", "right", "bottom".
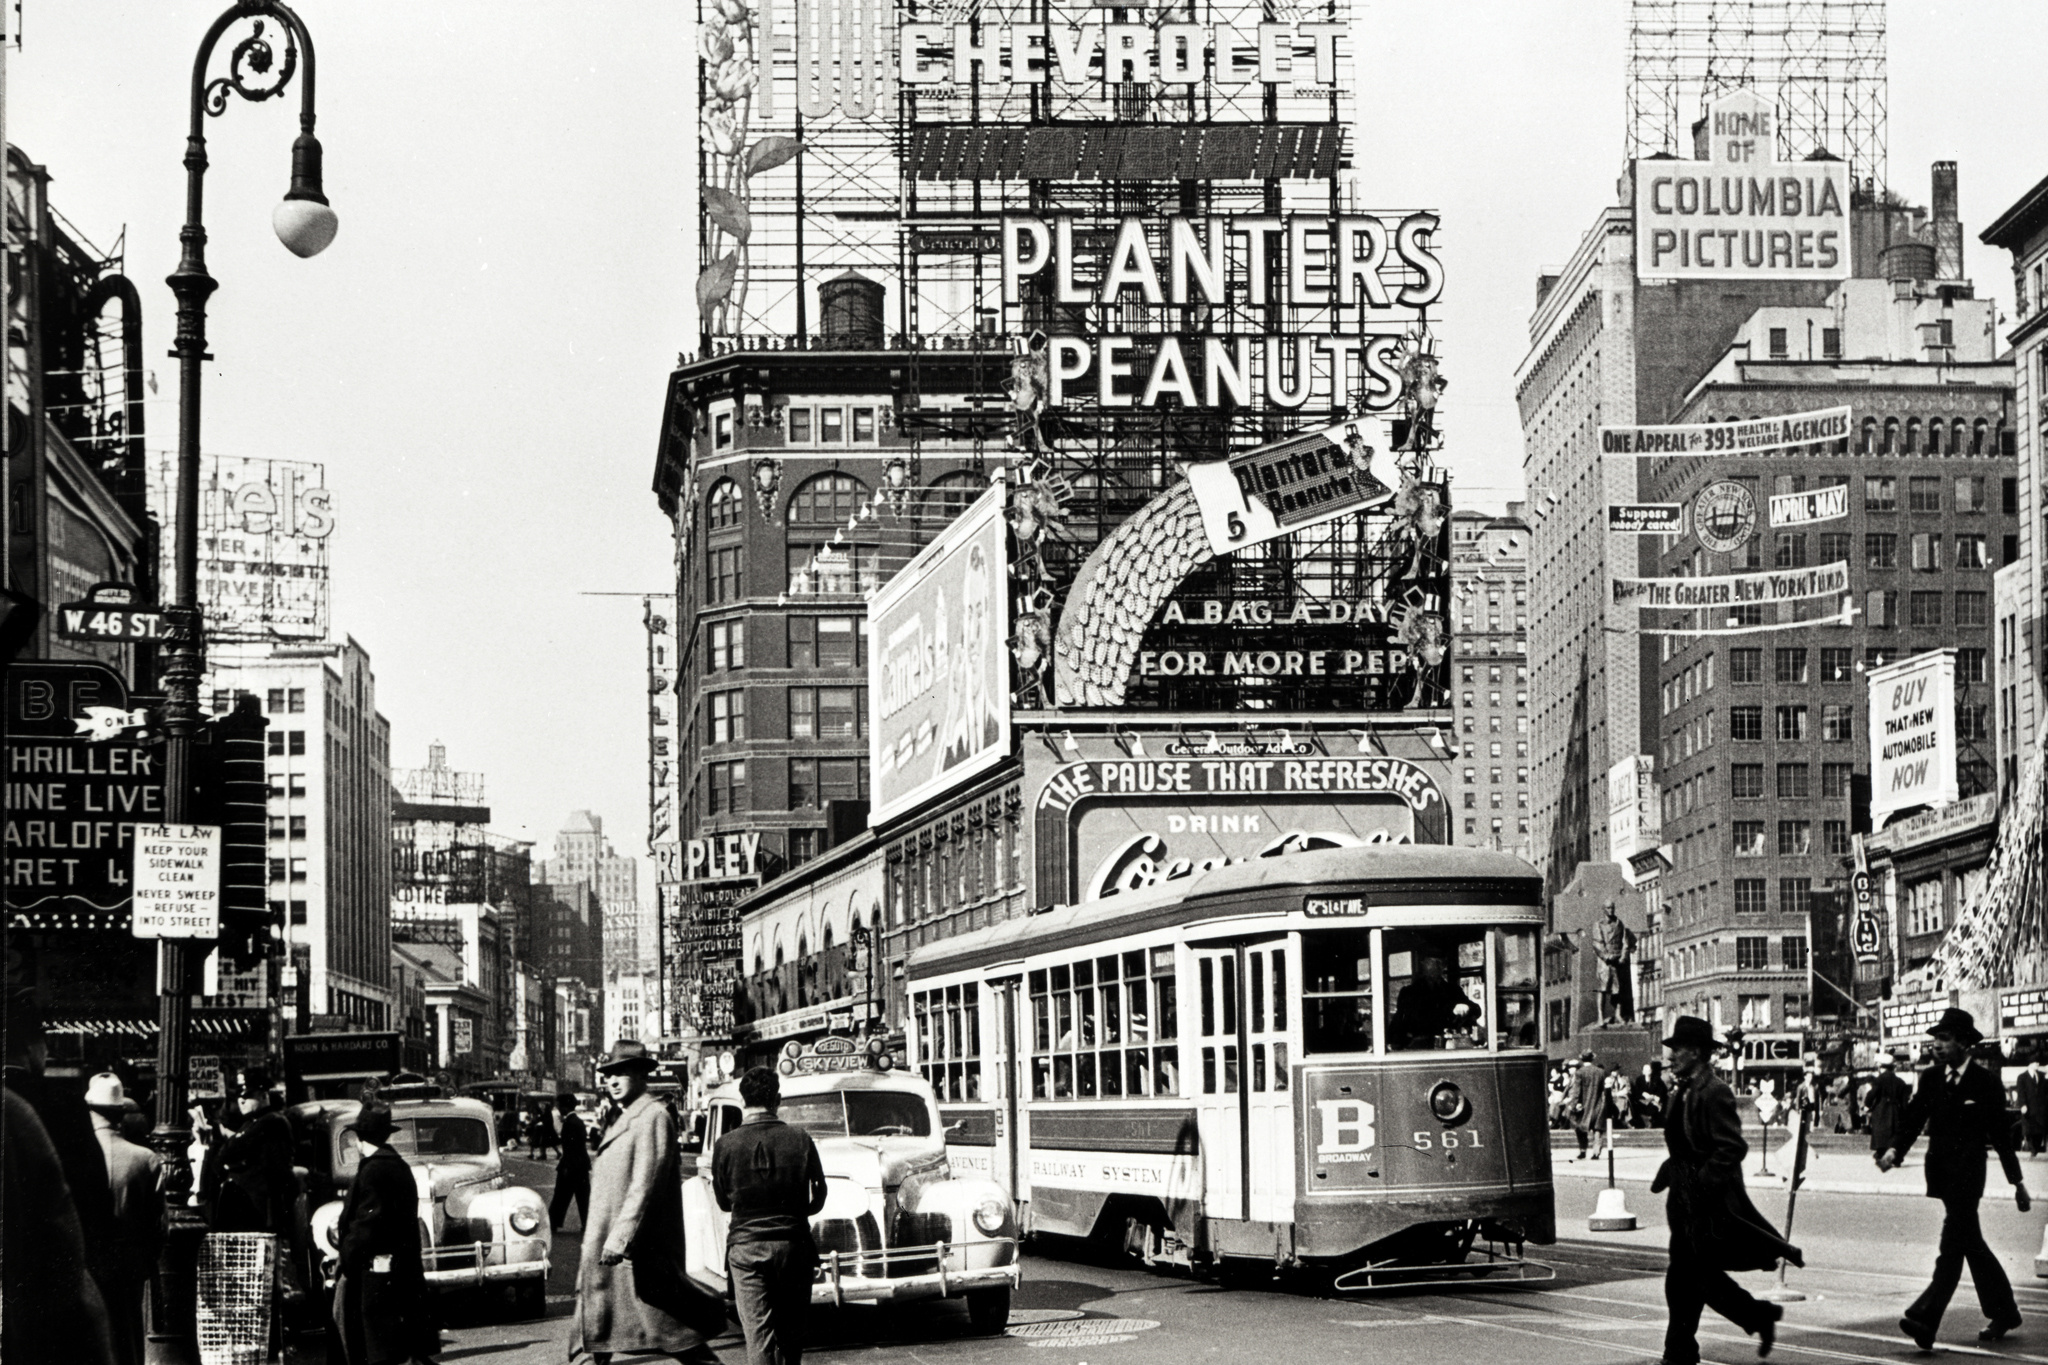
{"left": 965, "top": 1286, "right": 1012, "bottom": 1335}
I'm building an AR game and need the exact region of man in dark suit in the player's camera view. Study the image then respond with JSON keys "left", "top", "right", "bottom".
{"left": 1653, "top": 1015, "right": 1799, "bottom": 1365}
{"left": 1878, "top": 1008, "right": 2030, "bottom": 1349}
{"left": 2016, "top": 1060, "right": 2048, "bottom": 1156}
{"left": 1867, "top": 1058, "right": 1913, "bottom": 1156}
{"left": 333, "top": 1102, "right": 438, "bottom": 1365}
{"left": 550, "top": 1092, "right": 592, "bottom": 1232}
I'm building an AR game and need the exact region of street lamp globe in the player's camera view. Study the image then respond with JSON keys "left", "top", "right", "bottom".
{"left": 273, "top": 195, "right": 338, "bottom": 257}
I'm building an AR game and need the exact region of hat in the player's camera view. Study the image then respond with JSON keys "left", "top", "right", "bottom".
{"left": 347, "top": 1101, "right": 396, "bottom": 1146}
{"left": 1661, "top": 1015, "right": 1719, "bottom": 1052}
{"left": 238, "top": 1068, "right": 273, "bottom": 1095}
{"left": 597, "top": 1040, "right": 659, "bottom": 1074}
{"left": 1579, "top": 1050, "right": 1595, "bottom": 1062}
{"left": 84, "top": 1072, "right": 126, "bottom": 1110}
{"left": 1928, "top": 1007, "right": 1983, "bottom": 1044}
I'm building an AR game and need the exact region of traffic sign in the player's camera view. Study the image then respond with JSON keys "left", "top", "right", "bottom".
{"left": 189, "top": 1054, "right": 225, "bottom": 1099}
{"left": 53, "top": 582, "right": 188, "bottom": 644}
{"left": 130, "top": 823, "right": 222, "bottom": 939}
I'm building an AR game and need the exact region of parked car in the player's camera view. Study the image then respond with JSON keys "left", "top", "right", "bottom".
{"left": 295, "top": 1091, "right": 552, "bottom": 1319}
{"left": 681, "top": 1042, "right": 1020, "bottom": 1333}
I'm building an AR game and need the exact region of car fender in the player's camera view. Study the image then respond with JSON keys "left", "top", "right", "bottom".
{"left": 463, "top": 1186, "right": 552, "bottom": 1264}
{"left": 907, "top": 1172, "right": 1018, "bottom": 1240}
{"left": 681, "top": 1173, "right": 729, "bottom": 1295}
{"left": 310, "top": 1199, "right": 344, "bottom": 1267}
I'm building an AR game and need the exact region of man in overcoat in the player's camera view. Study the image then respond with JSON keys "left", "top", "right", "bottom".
{"left": 552, "top": 1092, "right": 593, "bottom": 1233}
{"left": 571, "top": 1041, "right": 725, "bottom": 1365}
{"left": 1571, "top": 1050, "right": 1607, "bottom": 1159}
{"left": 333, "top": 1102, "right": 438, "bottom": 1365}
{"left": 1652, "top": 1015, "right": 1801, "bottom": 1365}
{"left": 1867, "top": 1058, "right": 1912, "bottom": 1156}
{"left": 1877, "top": 1008, "right": 2031, "bottom": 1349}
{"left": 2016, "top": 1059, "right": 2048, "bottom": 1156}
{"left": 85, "top": 1073, "right": 161, "bottom": 1365}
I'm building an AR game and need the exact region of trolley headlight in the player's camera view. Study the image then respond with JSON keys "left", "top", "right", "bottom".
{"left": 972, "top": 1198, "right": 1008, "bottom": 1235}
{"left": 1429, "top": 1081, "right": 1472, "bottom": 1125}
{"left": 509, "top": 1207, "right": 543, "bottom": 1236}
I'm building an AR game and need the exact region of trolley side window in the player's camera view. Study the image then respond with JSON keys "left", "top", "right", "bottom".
{"left": 1028, "top": 947, "right": 1180, "bottom": 1101}
{"left": 1302, "top": 929, "right": 1374, "bottom": 1055}
{"left": 1496, "top": 927, "right": 1540, "bottom": 1049}
{"left": 912, "top": 984, "right": 982, "bottom": 1101}
{"left": 1386, "top": 928, "right": 1486, "bottom": 1051}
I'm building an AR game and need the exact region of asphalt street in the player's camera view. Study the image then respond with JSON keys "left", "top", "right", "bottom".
{"left": 286, "top": 1151, "right": 2048, "bottom": 1365}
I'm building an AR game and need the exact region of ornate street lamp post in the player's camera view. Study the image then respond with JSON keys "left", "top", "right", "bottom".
{"left": 153, "top": 0, "right": 336, "bottom": 1232}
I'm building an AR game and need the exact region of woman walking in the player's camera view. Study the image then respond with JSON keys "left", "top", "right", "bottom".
{"left": 332, "top": 1103, "right": 437, "bottom": 1365}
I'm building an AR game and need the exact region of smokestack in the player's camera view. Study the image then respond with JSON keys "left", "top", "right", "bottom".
{"left": 1932, "top": 161, "right": 1963, "bottom": 281}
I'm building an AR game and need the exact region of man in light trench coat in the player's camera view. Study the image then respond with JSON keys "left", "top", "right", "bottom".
{"left": 571, "top": 1041, "right": 727, "bottom": 1365}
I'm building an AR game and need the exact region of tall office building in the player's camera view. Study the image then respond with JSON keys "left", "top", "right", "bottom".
{"left": 1449, "top": 507, "right": 1534, "bottom": 860}
{"left": 538, "top": 811, "right": 643, "bottom": 973}
{"left": 209, "top": 637, "right": 393, "bottom": 1026}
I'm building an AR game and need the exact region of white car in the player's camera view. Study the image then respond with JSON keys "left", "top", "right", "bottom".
{"left": 682, "top": 1061, "right": 1020, "bottom": 1332}
{"left": 300, "top": 1095, "right": 552, "bottom": 1318}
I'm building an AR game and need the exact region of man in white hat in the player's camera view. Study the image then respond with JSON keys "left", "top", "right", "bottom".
{"left": 84, "top": 1072, "right": 162, "bottom": 1365}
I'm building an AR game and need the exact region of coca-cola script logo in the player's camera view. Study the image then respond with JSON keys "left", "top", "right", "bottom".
{"left": 1084, "top": 825, "right": 1407, "bottom": 902}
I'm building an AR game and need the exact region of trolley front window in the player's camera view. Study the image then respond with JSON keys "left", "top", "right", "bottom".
{"left": 1387, "top": 928, "right": 1487, "bottom": 1050}
{"left": 1302, "top": 929, "right": 1374, "bottom": 1055}
{"left": 1301, "top": 923, "right": 1542, "bottom": 1055}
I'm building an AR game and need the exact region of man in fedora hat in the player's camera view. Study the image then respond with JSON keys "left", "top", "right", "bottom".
{"left": 85, "top": 1073, "right": 161, "bottom": 1365}
{"left": 1877, "top": 1007, "right": 2030, "bottom": 1350}
{"left": 333, "top": 1102, "right": 438, "bottom": 1365}
{"left": 571, "top": 1041, "right": 724, "bottom": 1365}
{"left": 1570, "top": 1050, "right": 1606, "bottom": 1160}
{"left": 1653, "top": 1015, "right": 1801, "bottom": 1365}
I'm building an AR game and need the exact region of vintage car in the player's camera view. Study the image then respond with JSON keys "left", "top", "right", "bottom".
{"left": 681, "top": 1040, "right": 1021, "bottom": 1332}
{"left": 296, "top": 1092, "right": 552, "bottom": 1318}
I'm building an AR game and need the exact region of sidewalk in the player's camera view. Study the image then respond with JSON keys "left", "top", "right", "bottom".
{"left": 1553, "top": 1142, "right": 2048, "bottom": 1196}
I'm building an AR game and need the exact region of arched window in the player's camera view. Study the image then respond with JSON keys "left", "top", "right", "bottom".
{"left": 1973, "top": 419, "right": 1989, "bottom": 454}
{"left": 1883, "top": 417, "right": 1901, "bottom": 454}
{"left": 774, "top": 943, "right": 788, "bottom": 1013}
{"left": 706, "top": 478, "right": 743, "bottom": 530}
{"left": 788, "top": 472, "right": 868, "bottom": 524}
{"left": 1952, "top": 418, "right": 1967, "bottom": 454}
{"left": 796, "top": 933, "right": 810, "bottom": 1006}
{"left": 1905, "top": 418, "right": 1921, "bottom": 455}
{"left": 1860, "top": 417, "right": 1878, "bottom": 454}
{"left": 918, "top": 470, "right": 988, "bottom": 526}
{"left": 1927, "top": 421, "right": 1943, "bottom": 456}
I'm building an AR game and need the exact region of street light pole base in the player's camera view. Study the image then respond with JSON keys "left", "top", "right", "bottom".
{"left": 1587, "top": 1185, "right": 1637, "bottom": 1232}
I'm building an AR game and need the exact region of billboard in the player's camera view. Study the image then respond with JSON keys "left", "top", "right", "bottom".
{"left": 150, "top": 453, "right": 334, "bottom": 639}
{"left": 1607, "top": 504, "right": 1685, "bottom": 535}
{"left": 1770, "top": 484, "right": 1850, "bottom": 527}
{"left": 1606, "top": 755, "right": 1660, "bottom": 864}
{"left": 1633, "top": 90, "right": 1852, "bottom": 282}
{"left": 1868, "top": 651, "right": 1959, "bottom": 827}
{"left": 1185, "top": 419, "right": 1396, "bottom": 555}
{"left": 1599, "top": 406, "right": 1851, "bottom": 458}
{"left": 870, "top": 477, "right": 1011, "bottom": 826}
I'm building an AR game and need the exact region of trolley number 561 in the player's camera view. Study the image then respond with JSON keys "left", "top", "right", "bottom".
{"left": 1412, "top": 1130, "right": 1485, "bottom": 1150}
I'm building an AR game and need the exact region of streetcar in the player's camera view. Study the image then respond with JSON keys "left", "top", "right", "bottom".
{"left": 903, "top": 844, "right": 1554, "bottom": 1290}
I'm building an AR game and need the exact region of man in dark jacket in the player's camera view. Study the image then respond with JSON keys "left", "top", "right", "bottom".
{"left": 333, "top": 1102, "right": 437, "bottom": 1365}
{"left": 551, "top": 1092, "right": 592, "bottom": 1232}
{"left": 1878, "top": 1009, "right": 2030, "bottom": 1349}
{"left": 1570, "top": 1051, "right": 1607, "bottom": 1159}
{"left": 713, "top": 1066, "right": 828, "bottom": 1365}
{"left": 1868, "top": 1058, "right": 1913, "bottom": 1156}
{"left": 1654, "top": 1015, "right": 1799, "bottom": 1365}
{"left": 2016, "top": 1060, "right": 2048, "bottom": 1156}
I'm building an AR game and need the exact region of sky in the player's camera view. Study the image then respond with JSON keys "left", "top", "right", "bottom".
{"left": 13, "top": 2, "right": 2046, "bottom": 882}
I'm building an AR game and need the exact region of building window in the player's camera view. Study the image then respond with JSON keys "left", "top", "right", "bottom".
{"left": 1908, "top": 476, "right": 1941, "bottom": 513}
{"left": 787, "top": 543, "right": 880, "bottom": 595}
{"left": 788, "top": 472, "right": 868, "bottom": 524}
{"left": 1955, "top": 476, "right": 1986, "bottom": 513}
{"left": 1818, "top": 532, "right": 1851, "bottom": 563}
{"left": 289, "top": 857, "right": 308, "bottom": 883}
{"left": 787, "top": 408, "right": 813, "bottom": 443}
{"left": 1821, "top": 761, "right": 1855, "bottom": 799}
{"left": 1733, "top": 821, "right": 1766, "bottom": 857}
{"left": 1768, "top": 327, "right": 1789, "bottom": 358}
{"left": 708, "top": 545, "right": 744, "bottom": 603}
{"left": 1777, "top": 821, "right": 1812, "bottom": 856}
{"left": 709, "top": 620, "right": 746, "bottom": 671}
{"left": 1904, "top": 878, "right": 1943, "bottom": 936}
{"left": 706, "top": 479, "right": 744, "bottom": 529}
{"left": 819, "top": 407, "right": 845, "bottom": 443}
{"left": 788, "top": 828, "right": 824, "bottom": 865}
{"left": 289, "top": 899, "right": 307, "bottom": 926}
{"left": 1777, "top": 763, "right": 1810, "bottom": 799}
{"left": 1775, "top": 533, "right": 1807, "bottom": 568}
{"left": 1909, "top": 591, "right": 1943, "bottom": 628}
{"left": 1821, "top": 704, "right": 1853, "bottom": 742}
{"left": 1958, "top": 704, "right": 1989, "bottom": 742}
{"left": 1955, "top": 591, "right": 1988, "bottom": 627}
{"left": 1732, "top": 764, "right": 1765, "bottom": 800}
{"left": 709, "top": 690, "right": 746, "bottom": 743}
{"left": 713, "top": 410, "right": 734, "bottom": 449}
{"left": 1822, "top": 327, "right": 1841, "bottom": 358}
{"left": 1957, "top": 647, "right": 1986, "bottom": 683}
{"left": 1780, "top": 935, "right": 1809, "bottom": 971}
{"left": 269, "top": 858, "right": 286, "bottom": 883}
{"left": 289, "top": 815, "right": 307, "bottom": 839}
{"left": 1910, "top": 533, "right": 1942, "bottom": 572}
{"left": 1775, "top": 649, "right": 1808, "bottom": 685}
{"left": 267, "top": 688, "right": 285, "bottom": 714}
{"left": 1736, "top": 939, "right": 1770, "bottom": 971}
{"left": 708, "top": 760, "right": 749, "bottom": 814}
{"left": 1820, "top": 648, "right": 1853, "bottom": 682}
{"left": 1775, "top": 705, "right": 1808, "bottom": 741}
{"left": 1780, "top": 878, "right": 1812, "bottom": 915}
{"left": 1730, "top": 648, "right": 1762, "bottom": 685}
{"left": 1867, "top": 590, "right": 1898, "bottom": 629}
{"left": 1865, "top": 476, "right": 1896, "bottom": 512}
{"left": 788, "top": 757, "right": 867, "bottom": 809}
{"left": 788, "top": 686, "right": 865, "bottom": 740}
{"left": 1866, "top": 533, "right": 1898, "bottom": 569}
{"left": 789, "top": 616, "right": 867, "bottom": 668}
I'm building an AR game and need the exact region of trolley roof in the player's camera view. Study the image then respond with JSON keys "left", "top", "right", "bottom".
{"left": 911, "top": 844, "right": 1541, "bottom": 980}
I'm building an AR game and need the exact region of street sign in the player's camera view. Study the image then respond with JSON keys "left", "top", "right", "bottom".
{"left": 284, "top": 1031, "right": 403, "bottom": 1082}
{"left": 130, "top": 823, "right": 223, "bottom": 939}
{"left": 189, "top": 1054, "right": 225, "bottom": 1099}
{"left": 54, "top": 582, "right": 188, "bottom": 644}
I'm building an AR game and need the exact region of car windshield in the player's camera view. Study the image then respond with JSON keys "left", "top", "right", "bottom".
{"left": 778, "top": 1090, "right": 933, "bottom": 1138}
{"left": 335, "top": 1114, "right": 492, "bottom": 1176}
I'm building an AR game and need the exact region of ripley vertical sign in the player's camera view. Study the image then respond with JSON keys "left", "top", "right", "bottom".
{"left": 1868, "top": 651, "right": 1958, "bottom": 828}
{"left": 1633, "top": 89, "right": 1852, "bottom": 282}
{"left": 870, "top": 476, "right": 1011, "bottom": 826}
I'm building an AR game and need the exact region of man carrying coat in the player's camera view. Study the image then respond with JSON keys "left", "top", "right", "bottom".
{"left": 1653, "top": 1015, "right": 1801, "bottom": 1365}
{"left": 333, "top": 1102, "right": 438, "bottom": 1365}
{"left": 571, "top": 1041, "right": 725, "bottom": 1365}
{"left": 1877, "top": 1008, "right": 2030, "bottom": 1350}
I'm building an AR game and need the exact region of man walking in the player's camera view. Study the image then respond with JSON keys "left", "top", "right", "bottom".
{"left": 332, "top": 1102, "right": 438, "bottom": 1365}
{"left": 1571, "top": 1050, "right": 1606, "bottom": 1159}
{"left": 572, "top": 1042, "right": 723, "bottom": 1365}
{"left": 713, "top": 1066, "right": 829, "bottom": 1365}
{"left": 1878, "top": 1009, "right": 2030, "bottom": 1350}
{"left": 1868, "top": 1058, "right": 1912, "bottom": 1156}
{"left": 1653, "top": 1016, "right": 1799, "bottom": 1365}
{"left": 85, "top": 1073, "right": 161, "bottom": 1365}
{"left": 2017, "top": 1059, "right": 2048, "bottom": 1157}
{"left": 551, "top": 1093, "right": 592, "bottom": 1232}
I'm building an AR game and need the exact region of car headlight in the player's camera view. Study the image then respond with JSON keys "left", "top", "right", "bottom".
{"left": 509, "top": 1207, "right": 543, "bottom": 1236}
{"left": 971, "top": 1198, "right": 1007, "bottom": 1235}
{"left": 322, "top": 1221, "right": 340, "bottom": 1249}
